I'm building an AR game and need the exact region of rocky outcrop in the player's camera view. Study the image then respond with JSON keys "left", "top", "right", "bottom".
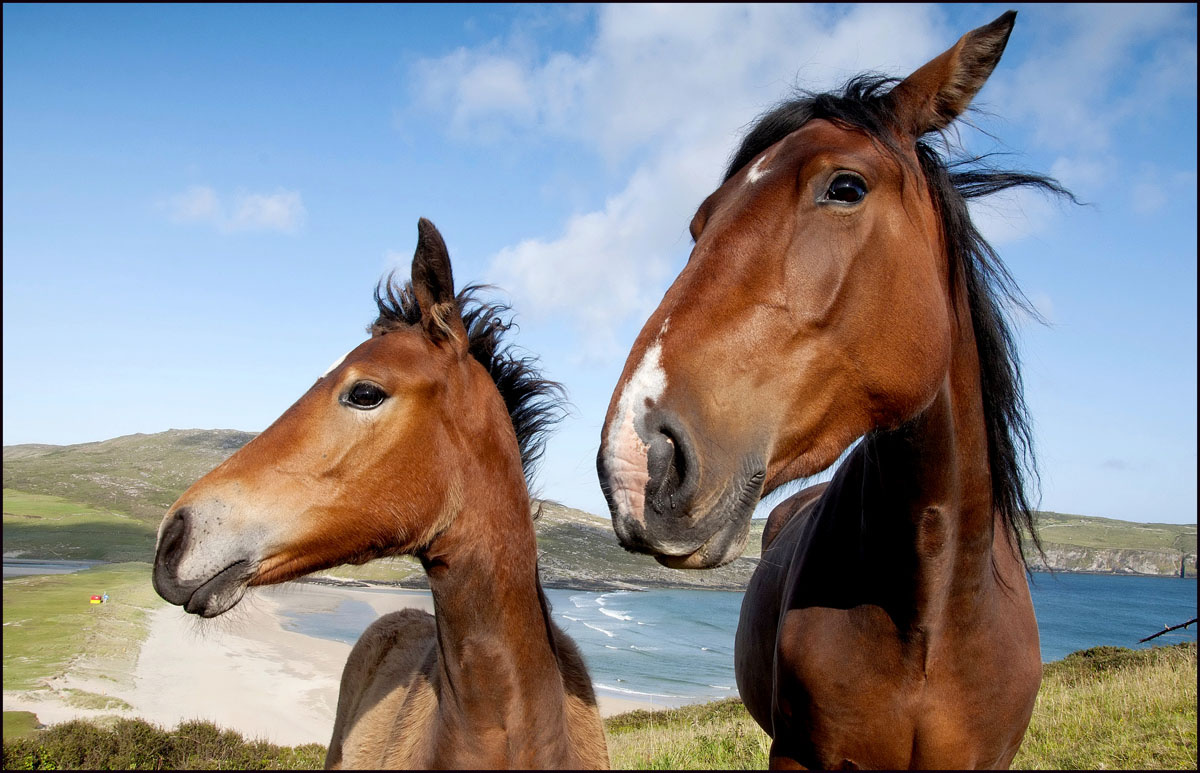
{"left": 1034, "top": 544, "right": 1196, "bottom": 577}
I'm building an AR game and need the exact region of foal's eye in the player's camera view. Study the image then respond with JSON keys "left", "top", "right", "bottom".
{"left": 823, "top": 173, "right": 868, "bottom": 205}
{"left": 343, "top": 382, "right": 387, "bottom": 410}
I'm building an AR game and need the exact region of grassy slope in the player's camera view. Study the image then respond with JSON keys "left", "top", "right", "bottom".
{"left": 605, "top": 698, "right": 770, "bottom": 769}
{"left": 3, "top": 490, "right": 156, "bottom": 562}
{"left": 2, "top": 562, "right": 163, "bottom": 693}
{"left": 607, "top": 644, "right": 1199, "bottom": 769}
{"left": 1, "top": 717, "right": 326, "bottom": 770}
{"left": 1038, "top": 511, "right": 1197, "bottom": 552}
{"left": 3, "top": 644, "right": 1194, "bottom": 769}
{"left": 3, "top": 430, "right": 255, "bottom": 524}
{"left": 3, "top": 711, "right": 41, "bottom": 739}
{"left": 1017, "top": 643, "right": 1197, "bottom": 769}
{"left": 2, "top": 429, "right": 1195, "bottom": 583}
{"left": 2, "top": 432, "right": 764, "bottom": 590}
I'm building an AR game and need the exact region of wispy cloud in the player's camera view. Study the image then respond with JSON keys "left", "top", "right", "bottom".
{"left": 1130, "top": 167, "right": 1197, "bottom": 216}
{"left": 1101, "top": 458, "right": 1134, "bottom": 472}
{"left": 411, "top": 5, "right": 1195, "bottom": 360}
{"left": 987, "top": 4, "right": 1196, "bottom": 198}
{"left": 968, "top": 185, "right": 1062, "bottom": 248}
{"left": 414, "top": 4, "right": 950, "bottom": 357}
{"left": 164, "top": 186, "right": 307, "bottom": 234}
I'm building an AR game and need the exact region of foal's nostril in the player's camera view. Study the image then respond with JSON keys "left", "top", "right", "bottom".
{"left": 157, "top": 507, "right": 189, "bottom": 558}
{"left": 153, "top": 507, "right": 193, "bottom": 603}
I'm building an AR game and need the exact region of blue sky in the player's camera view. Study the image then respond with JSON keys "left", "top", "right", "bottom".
{"left": 3, "top": 4, "right": 1196, "bottom": 525}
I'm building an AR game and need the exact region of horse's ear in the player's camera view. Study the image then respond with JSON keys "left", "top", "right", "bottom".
{"left": 886, "top": 10, "right": 1016, "bottom": 139}
{"left": 411, "top": 218, "right": 465, "bottom": 345}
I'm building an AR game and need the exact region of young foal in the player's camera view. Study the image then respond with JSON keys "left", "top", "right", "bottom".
{"left": 152, "top": 219, "right": 608, "bottom": 769}
{"left": 597, "top": 12, "right": 1068, "bottom": 769}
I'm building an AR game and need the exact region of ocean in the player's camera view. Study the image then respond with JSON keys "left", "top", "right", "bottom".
{"left": 278, "top": 572, "right": 1197, "bottom": 708}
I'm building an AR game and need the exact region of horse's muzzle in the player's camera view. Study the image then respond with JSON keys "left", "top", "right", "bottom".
{"left": 599, "top": 409, "right": 765, "bottom": 568}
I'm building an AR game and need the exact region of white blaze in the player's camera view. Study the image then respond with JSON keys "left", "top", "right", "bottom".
{"left": 604, "top": 319, "right": 670, "bottom": 523}
{"left": 320, "top": 349, "right": 352, "bottom": 379}
{"left": 746, "top": 155, "right": 770, "bottom": 184}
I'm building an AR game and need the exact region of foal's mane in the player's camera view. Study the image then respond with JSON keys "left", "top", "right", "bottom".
{"left": 371, "top": 280, "right": 567, "bottom": 487}
{"left": 724, "top": 75, "right": 1075, "bottom": 569}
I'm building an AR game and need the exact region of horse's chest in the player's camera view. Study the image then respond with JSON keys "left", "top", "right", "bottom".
{"left": 773, "top": 605, "right": 921, "bottom": 766}
{"left": 772, "top": 604, "right": 1037, "bottom": 768}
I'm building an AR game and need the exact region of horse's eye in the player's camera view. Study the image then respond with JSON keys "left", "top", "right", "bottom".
{"left": 824, "top": 173, "right": 867, "bottom": 204}
{"left": 343, "top": 382, "right": 387, "bottom": 410}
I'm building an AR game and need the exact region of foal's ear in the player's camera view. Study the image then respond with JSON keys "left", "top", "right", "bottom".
{"left": 411, "top": 218, "right": 466, "bottom": 345}
{"left": 886, "top": 10, "right": 1016, "bottom": 139}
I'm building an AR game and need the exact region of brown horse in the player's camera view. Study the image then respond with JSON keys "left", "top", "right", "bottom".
{"left": 152, "top": 219, "right": 609, "bottom": 769}
{"left": 597, "top": 11, "right": 1071, "bottom": 769}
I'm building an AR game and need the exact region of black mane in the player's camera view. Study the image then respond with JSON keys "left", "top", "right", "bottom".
{"left": 371, "top": 280, "right": 566, "bottom": 488}
{"left": 725, "top": 74, "right": 1076, "bottom": 569}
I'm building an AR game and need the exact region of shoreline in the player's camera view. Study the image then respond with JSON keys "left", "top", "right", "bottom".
{"left": 3, "top": 581, "right": 664, "bottom": 747}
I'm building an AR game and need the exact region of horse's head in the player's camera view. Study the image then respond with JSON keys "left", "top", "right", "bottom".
{"left": 598, "top": 13, "right": 1020, "bottom": 568}
{"left": 153, "top": 219, "right": 530, "bottom": 617}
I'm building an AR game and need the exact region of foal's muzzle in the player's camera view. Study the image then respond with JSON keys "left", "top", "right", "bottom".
{"left": 153, "top": 506, "right": 255, "bottom": 618}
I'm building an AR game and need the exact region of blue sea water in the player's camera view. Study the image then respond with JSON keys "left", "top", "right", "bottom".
{"left": 1027, "top": 572, "right": 1197, "bottom": 661}
{"left": 278, "top": 573, "right": 1196, "bottom": 707}
{"left": 545, "top": 588, "right": 743, "bottom": 705}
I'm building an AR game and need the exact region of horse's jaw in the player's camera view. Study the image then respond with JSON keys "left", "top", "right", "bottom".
{"left": 653, "top": 512, "right": 753, "bottom": 569}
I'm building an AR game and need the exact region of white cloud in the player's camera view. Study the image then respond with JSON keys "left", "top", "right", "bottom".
{"left": 968, "top": 185, "right": 1063, "bottom": 248}
{"left": 164, "top": 186, "right": 306, "bottom": 234}
{"left": 983, "top": 4, "right": 1196, "bottom": 205}
{"left": 416, "top": 5, "right": 948, "bottom": 158}
{"left": 167, "top": 185, "right": 222, "bottom": 223}
{"left": 229, "top": 190, "right": 306, "bottom": 233}
{"left": 989, "top": 4, "right": 1194, "bottom": 154}
{"left": 416, "top": 4, "right": 953, "bottom": 357}
{"left": 488, "top": 136, "right": 728, "bottom": 358}
{"left": 1049, "top": 155, "right": 1111, "bottom": 196}
{"left": 413, "top": 5, "right": 1195, "bottom": 360}
{"left": 1129, "top": 166, "right": 1196, "bottom": 216}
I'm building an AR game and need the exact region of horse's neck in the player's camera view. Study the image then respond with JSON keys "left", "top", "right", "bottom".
{"left": 419, "top": 472, "right": 571, "bottom": 765}
{"left": 815, "top": 304, "right": 1008, "bottom": 625}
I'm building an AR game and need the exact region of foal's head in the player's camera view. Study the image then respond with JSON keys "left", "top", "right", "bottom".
{"left": 153, "top": 219, "right": 562, "bottom": 617}
{"left": 598, "top": 12, "right": 1058, "bottom": 569}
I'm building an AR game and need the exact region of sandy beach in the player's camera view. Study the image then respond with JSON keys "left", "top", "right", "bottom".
{"left": 4, "top": 582, "right": 657, "bottom": 747}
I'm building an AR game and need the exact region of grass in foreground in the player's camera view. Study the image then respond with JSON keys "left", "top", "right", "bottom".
{"left": 3, "top": 711, "right": 42, "bottom": 740}
{"left": 605, "top": 698, "right": 769, "bottom": 769}
{"left": 2, "top": 644, "right": 1193, "bottom": 769}
{"left": 1015, "top": 643, "right": 1197, "bottom": 769}
{"left": 1, "top": 717, "right": 325, "bottom": 770}
{"left": 2, "top": 562, "right": 163, "bottom": 691}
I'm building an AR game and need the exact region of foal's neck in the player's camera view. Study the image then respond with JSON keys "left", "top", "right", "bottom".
{"left": 419, "top": 447, "right": 570, "bottom": 766}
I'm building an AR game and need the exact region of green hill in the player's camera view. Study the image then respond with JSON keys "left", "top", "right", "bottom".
{"left": 2, "top": 430, "right": 757, "bottom": 591}
{"left": 3, "top": 430, "right": 1195, "bottom": 583}
{"left": 3, "top": 430, "right": 255, "bottom": 524}
{"left": 1034, "top": 511, "right": 1196, "bottom": 577}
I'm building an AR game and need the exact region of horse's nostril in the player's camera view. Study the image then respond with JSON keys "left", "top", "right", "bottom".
{"left": 645, "top": 416, "right": 697, "bottom": 516}
{"left": 647, "top": 434, "right": 675, "bottom": 494}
